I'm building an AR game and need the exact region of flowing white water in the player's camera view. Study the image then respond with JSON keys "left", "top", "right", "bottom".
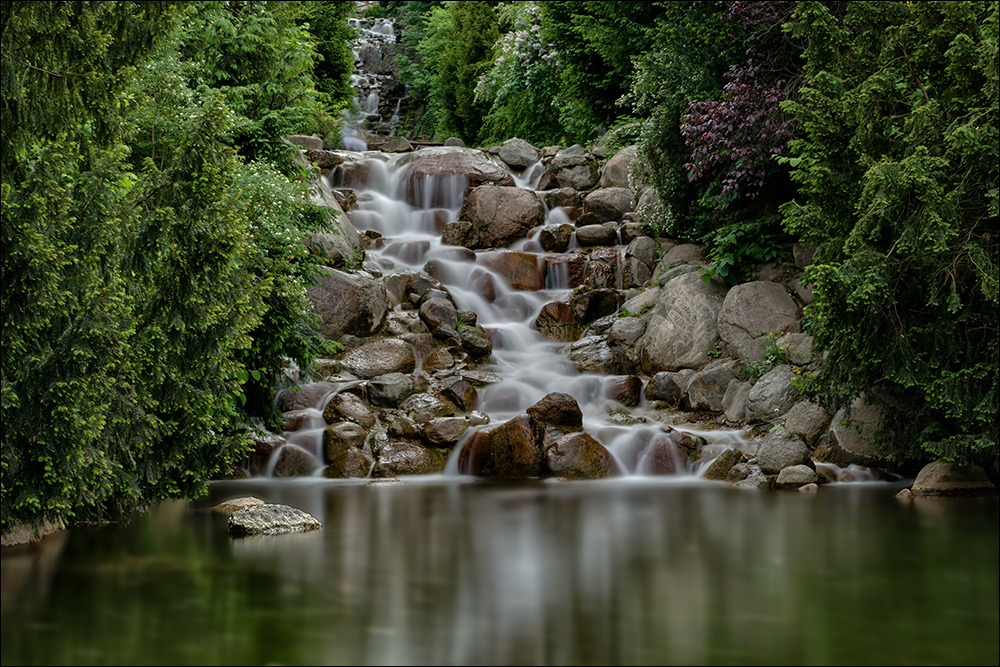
{"left": 321, "top": 149, "right": 752, "bottom": 478}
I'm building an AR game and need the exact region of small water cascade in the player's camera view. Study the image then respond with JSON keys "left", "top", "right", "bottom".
{"left": 341, "top": 15, "right": 406, "bottom": 148}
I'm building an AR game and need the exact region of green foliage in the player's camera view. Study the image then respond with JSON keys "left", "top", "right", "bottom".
{"left": 395, "top": 3, "right": 451, "bottom": 139}
{"left": 538, "top": 1, "right": 663, "bottom": 142}
{"left": 743, "top": 332, "right": 792, "bottom": 379}
{"left": 307, "top": 1, "right": 356, "bottom": 114}
{"left": 2, "top": 0, "right": 338, "bottom": 533}
{"left": 780, "top": 1, "right": 999, "bottom": 464}
{"left": 702, "top": 217, "right": 789, "bottom": 286}
{"left": 438, "top": 1, "right": 499, "bottom": 144}
{"left": 474, "top": 2, "right": 564, "bottom": 145}
{"left": 625, "top": 1, "right": 746, "bottom": 240}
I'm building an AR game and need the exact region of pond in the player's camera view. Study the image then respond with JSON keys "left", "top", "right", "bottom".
{"left": 2, "top": 477, "right": 997, "bottom": 666}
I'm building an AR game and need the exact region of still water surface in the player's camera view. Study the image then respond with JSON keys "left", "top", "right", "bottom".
{"left": 2, "top": 478, "right": 997, "bottom": 666}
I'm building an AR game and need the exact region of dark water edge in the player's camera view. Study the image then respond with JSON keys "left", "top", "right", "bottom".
{"left": 2, "top": 477, "right": 997, "bottom": 666}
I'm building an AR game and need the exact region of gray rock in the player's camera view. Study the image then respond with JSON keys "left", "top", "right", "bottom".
{"left": 756, "top": 430, "right": 813, "bottom": 475}
{"left": 599, "top": 144, "right": 639, "bottom": 189}
{"left": 775, "top": 464, "right": 819, "bottom": 489}
{"left": 745, "top": 365, "right": 797, "bottom": 423}
{"left": 307, "top": 267, "right": 389, "bottom": 340}
{"left": 584, "top": 187, "right": 635, "bottom": 222}
{"left": 497, "top": 137, "right": 541, "bottom": 170}
{"left": 342, "top": 338, "right": 416, "bottom": 379}
{"left": 782, "top": 400, "right": 832, "bottom": 447}
{"left": 718, "top": 281, "right": 801, "bottom": 361}
{"left": 228, "top": 504, "right": 322, "bottom": 536}
{"left": 637, "top": 272, "right": 728, "bottom": 372}
{"left": 368, "top": 372, "right": 416, "bottom": 407}
{"left": 686, "top": 360, "right": 740, "bottom": 412}
{"left": 702, "top": 448, "right": 739, "bottom": 481}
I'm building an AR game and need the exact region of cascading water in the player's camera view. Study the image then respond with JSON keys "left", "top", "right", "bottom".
{"left": 264, "top": 144, "right": 759, "bottom": 481}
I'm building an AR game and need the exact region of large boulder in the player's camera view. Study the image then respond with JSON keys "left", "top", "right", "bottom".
{"left": 497, "top": 137, "right": 541, "bottom": 170}
{"left": 744, "top": 365, "right": 798, "bottom": 423}
{"left": 583, "top": 187, "right": 635, "bottom": 222}
{"left": 538, "top": 145, "right": 600, "bottom": 190}
{"left": 911, "top": 461, "right": 996, "bottom": 496}
{"left": 373, "top": 441, "right": 447, "bottom": 477}
{"left": 718, "top": 281, "right": 801, "bottom": 361}
{"left": 307, "top": 267, "right": 389, "bottom": 340}
{"left": 636, "top": 272, "right": 728, "bottom": 372}
{"left": 546, "top": 432, "right": 621, "bottom": 479}
{"left": 341, "top": 338, "right": 416, "bottom": 379}
{"left": 393, "top": 147, "right": 514, "bottom": 208}
{"left": 458, "top": 185, "right": 545, "bottom": 249}
{"left": 756, "top": 430, "right": 814, "bottom": 475}
{"left": 599, "top": 144, "right": 639, "bottom": 189}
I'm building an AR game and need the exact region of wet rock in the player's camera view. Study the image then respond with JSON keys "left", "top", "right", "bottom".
{"left": 342, "top": 338, "right": 416, "bottom": 379}
{"left": 756, "top": 430, "right": 813, "bottom": 475}
{"left": 718, "top": 281, "right": 801, "bottom": 361}
{"left": 570, "top": 287, "right": 622, "bottom": 324}
{"left": 570, "top": 335, "right": 640, "bottom": 375}
{"left": 420, "top": 417, "right": 470, "bottom": 447}
{"left": 497, "top": 137, "right": 540, "bottom": 170}
{"left": 640, "top": 434, "right": 689, "bottom": 475}
{"left": 322, "top": 447, "right": 373, "bottom": 478}
{"left": 479, "top": 251, "right": 545, "bottom": 290}
{"left": 228, "top": 503, "right": 322, "bottom": 536}
{"left": 373, "top": 441, "right": 448, "bottom": 476}
{"left": 545, "top": 432, "right": 621, "bottom": 479}
{"left": 538, "top": 223, "right": 576, "bottom": 252}
{"left": 323, "top": 391, "right": 375, "bottom": 428}
{"left": 419, "top": 296, "right": 458, "bottom": 333}
{"left": 775, "top": 464, "right": 819, "bottom": 489}
{"left": 271, "top": 445, "right": 319, "bottom": 478}
{"left": 439, "top": 376, "right": 477, "bottom": 411}
{"left": 702, "top": 448, "right": 740, "bottom": 481}
{"left": 911, "top": 461, "right": 996, "bottom": 496}
{"left": 727, "top": 462, "right": 754, "bottom": 483}
{"left": 368, "top": 372, "right": 416, "bottom": 407}
{"left": 540, "top": 187, "right": 582, "bottom": 210}
{"left": 323, "top": 422, "right": 368, "bottom": 462}
{"left": 575, "top": 223, "right": 618, "bottom": 247}
{"left": 459, "top": 185, "right": 545, "bottom": 249}
{"left": 459, "top": 415, "right": 544, "bottom": 478}
{"left": 606, "top": 375, "right": 642, "bottom": 408}
{"left": 459, "top": 324, "right": 493, "bottom": 360}
{"left": 535, "top": 301, "right": 582, "bottom": 342}
{"left": 645, "top": 372, "right": 684, "bottom": 405}
{"left": 394, "top": 146, "right": 513, "bottom": 207}
{"left": 307, "top": 267, "right": 389, "bottom": 340}
{"left": 277, "top": 381, "right": 338, "bottom": 412}
{"left": 527, "top": 392, "right": 584, "bottom": 431}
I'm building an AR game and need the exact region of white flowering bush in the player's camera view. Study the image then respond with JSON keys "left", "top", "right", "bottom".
{"left": 474, "top": 2, "right": 564, "bottom": 144}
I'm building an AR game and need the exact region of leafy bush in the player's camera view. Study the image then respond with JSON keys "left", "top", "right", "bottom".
{"left": 780, "top": 1, "right": 998, "bottom": 465}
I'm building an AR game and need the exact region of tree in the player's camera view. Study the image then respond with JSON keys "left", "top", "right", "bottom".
{"left": 780, "top": 0, "right": 999, "bottom": 466}
{"left": 438, "top": 1, "right": 499, "bottom": 144}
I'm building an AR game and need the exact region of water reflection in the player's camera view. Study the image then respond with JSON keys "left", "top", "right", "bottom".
{"left": 2, "top": 480, "right": 997, "bottom": 666}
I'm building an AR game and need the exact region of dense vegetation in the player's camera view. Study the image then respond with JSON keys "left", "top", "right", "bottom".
{"left": 1, "top": 0, "right": 355, "bottom": 533}
{"left": 2, "top": 1, "right": 996, "bottom": 533}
